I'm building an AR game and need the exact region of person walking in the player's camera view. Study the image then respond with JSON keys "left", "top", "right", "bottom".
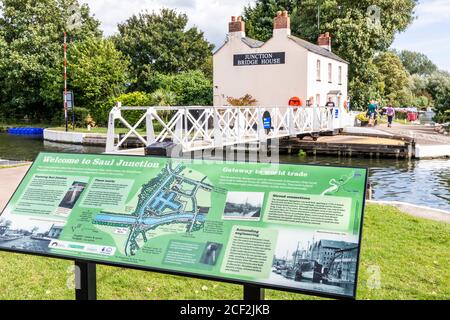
{"left": 386, "top": 104, "right": 395, "bottom": 128}
{"left": 367, "top": 99, "right": 377, "bottom": 127}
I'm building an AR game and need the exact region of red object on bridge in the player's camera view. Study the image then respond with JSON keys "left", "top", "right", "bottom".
{"left": 289, "top": 97, "right": 302, "bottom": 106}
{"left": 407, "top": 111, "right": 417, "bottom": 121}
{"left": 289, "top": 97, "right": 302, "bottom": 111}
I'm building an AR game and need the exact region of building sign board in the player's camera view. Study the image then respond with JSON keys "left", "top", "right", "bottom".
{"left": 0, "top": 153, "right": 367, "bottom": 299}
{"left": 63, "top": 91, "right": 74, "bottom": 110}
{"left": 233, "top": 52, "right": 285, "bottom": 66}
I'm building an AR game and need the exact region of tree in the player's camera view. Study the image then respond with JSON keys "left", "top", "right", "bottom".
{"left": 397, "top": 50, "right": 437, "bottom": 76}
{"left": 243, "top": 0, "right": 296, "bottom": 42}
{"left": 426, "top": 71, "right": 450, "bottom": 119}
{"left": 243, "top": 0, "right": 417, "bottom": 109}
{"left": 67, "top": 38, "right": 130, "bottom": 113}
{"left": 150, "top": 71, "right": 213, "bottom": 106}
{"left": 374, "top": 52, "right": 412, "bottom": 106}
{"left": 0, "top": 0, "right": 101, "bottom": 121}
{"left": 114, "top": 9, "right": 214, "bottom": 91}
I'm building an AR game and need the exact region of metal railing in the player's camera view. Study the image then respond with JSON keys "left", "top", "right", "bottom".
{"left": 106, "top": 104, "right": 337, "bottom": 153}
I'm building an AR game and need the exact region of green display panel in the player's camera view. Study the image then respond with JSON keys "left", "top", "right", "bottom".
{"left": 0, "top": 153, "right": 368, "bottom": 299}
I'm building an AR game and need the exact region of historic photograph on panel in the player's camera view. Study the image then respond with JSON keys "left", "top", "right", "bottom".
{"left": 0, "top": 215, "right": 64, "bottom": 253}
{"left": 199, "top": 242, "right": 223, "bottom": 266}
{"left": 223, "top": 191, "right": 264, "bottom": 220}
{"left": 58, "top": 181, "right": 87, "bottom": 209}
{"left": 55, "top": 181, "right": 87, "bottom": 217}
{"left": 268, "top": 230, "right": 359, "bottom": 297}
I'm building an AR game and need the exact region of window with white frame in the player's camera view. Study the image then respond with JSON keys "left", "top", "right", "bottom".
{"left": 328, "top": 63, "right": 332, "bottom": 83}
{"left": 316, "top": 60, "right": 321, "bottom": 81}
{"left": 338, "top": 66, "right": 342, "bottom": 85}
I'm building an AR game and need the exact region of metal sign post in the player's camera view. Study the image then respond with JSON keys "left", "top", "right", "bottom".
{"left": 64, "top": 91, "right": 75, "bottom": 130}
{"left": 75, "top": 260, "right": 97, "bottom": 300}
{"left": 64, "top": 32, "right": 68, "bottom": 132}
{"left": 244, "top": 284, "right": 265, "bottom": 300}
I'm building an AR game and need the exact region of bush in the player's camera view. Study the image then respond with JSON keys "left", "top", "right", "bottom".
{"left": 95, "top": 92, "right": 153, "bottom": 127}
{"left": 434, "top": 110, "right": 450, "bottom": 124}
{"left": 227, "top": 94, "right": 257, "bottom": 106}
{"left": 50, "top": 107, "right": 90, "bottom": 128}
{"left": 150, "top": 71, "right": 212, "bottom": 106}
{"left": 356, "top": 112, "right": 369, "bottom": 122}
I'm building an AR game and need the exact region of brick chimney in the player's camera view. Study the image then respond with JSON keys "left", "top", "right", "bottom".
{"left": 228, "top": 16, "right": 245, "bottom": 38}
{"left": 273, "top": 11, "right": 291, "bottom": 37}
{"left": 318, "top": 32, "right": 332, "bottom": 51}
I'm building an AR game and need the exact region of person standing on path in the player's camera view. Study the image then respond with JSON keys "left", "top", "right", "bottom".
{"left": 386, "top": 104, "right": 395, "bottom": 128}
{"left": 325, "top": 97, "right": 336, "bottom": 108}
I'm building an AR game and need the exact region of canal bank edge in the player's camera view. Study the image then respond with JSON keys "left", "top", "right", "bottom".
{"left": 43, "top": 128, "right": 450, "bottom": 159}
{"left": 367, "top": 200, "right": 450, "bottom": 224}
{"left": 43, "top": 128, "right": 116, "bottom": 146}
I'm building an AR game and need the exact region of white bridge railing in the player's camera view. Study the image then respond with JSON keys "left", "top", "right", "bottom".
{"left": 106, "top": 104, "right": 340, "bottom": 153}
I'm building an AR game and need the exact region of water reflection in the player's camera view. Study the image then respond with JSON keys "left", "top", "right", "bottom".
{"left": 0, "top": 133, "right": 104, "bottom": 161}
{"left": 280, "top": 155, "right": 450, "bottom": 212}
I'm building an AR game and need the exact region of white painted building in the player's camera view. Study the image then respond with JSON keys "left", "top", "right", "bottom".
{"left": 213, "top": 11, "right": 349, "bottom": 108}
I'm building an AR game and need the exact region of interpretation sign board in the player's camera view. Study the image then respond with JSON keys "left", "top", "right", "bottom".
{"left": 233, "top": 52, "right": 285, "bottom": 66}
{"left": 0, "top": 153, "right": 367, "bottom": 299}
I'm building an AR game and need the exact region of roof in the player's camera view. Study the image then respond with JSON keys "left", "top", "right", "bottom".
{"left": 214, "top": 34, "right": 348, "bottom": 64}
{"left": 288, "top": 35, "right": 348, "bottom": 64}
{"left": 241, "top": 37, "right": 264, "bottom": 48}
{"left": 213, "top": 36, "right": 264, "bottom": 54}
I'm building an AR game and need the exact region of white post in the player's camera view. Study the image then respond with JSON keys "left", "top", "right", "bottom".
{"left": 105, "top": 102, "right": 121, "bottom": 153}
{"left": 213, "top": 108, "right": 223, "bottom": 147}
{"left": 257, "top": 107, "right": 265, "bottom": 140}
{"left": 313, "top": 105, "right": 319, "bottom": 132}
{"left": 288, "top": 108, "right": 295, "bottom": 136}
{"left": 146, "top": 108, "right": 156, "bottom": 146}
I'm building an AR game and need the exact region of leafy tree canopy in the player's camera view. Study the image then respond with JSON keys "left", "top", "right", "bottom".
{"left": 0, "top": 0, "right": 101, "bottom": 120}
{"left": 149, "top": 70, "right": 213, "bottom": 106}
{"left": 114, "top": 9, "right": 214, "bottom": 92}
{"left": 243, "top": 0, "right": 417, "bottom": 109}
{"left": 68, "top": 37, "right": 130, "bottom": 111}
{"left": 396, "top": 50, "right": 437, "bottom": 76}
{"left": 374, "top": 52, "right": 412, "bottom": 106}
{"left": 426, "top": 70, "right": 450, "bottom": 115}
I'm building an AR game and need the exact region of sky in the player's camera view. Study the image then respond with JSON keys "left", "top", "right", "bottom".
{"left": 81, "top": 0, "right": 450, "bottom": 72}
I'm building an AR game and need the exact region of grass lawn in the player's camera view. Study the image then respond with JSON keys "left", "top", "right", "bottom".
{"left": 0, "top": 204, "right": 448, "bottom": 300}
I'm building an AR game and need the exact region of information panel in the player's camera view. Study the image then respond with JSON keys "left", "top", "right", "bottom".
{"left": 0, "top": 153, "right": 367, "bottom": 299}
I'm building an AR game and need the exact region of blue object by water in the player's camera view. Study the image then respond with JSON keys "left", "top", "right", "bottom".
{"left": 263, "top": 117, "right": 271, "bottom": 129}
{"left": 7, "top": 127, "right": 44, "bottom": 135}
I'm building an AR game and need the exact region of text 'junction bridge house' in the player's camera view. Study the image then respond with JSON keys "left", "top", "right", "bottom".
{"left": 213, "top": 11, "right": 349, "bottom": 108}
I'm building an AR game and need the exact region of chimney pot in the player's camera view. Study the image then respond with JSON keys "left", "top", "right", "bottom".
{"left": 317, "top": 32, "right": 332, "bottom": 51}
{"left": 229, "top": 15, "right": 245, "bottom": 37}
{"left": 274, "top": 10, "right": 291, "bottom": 31}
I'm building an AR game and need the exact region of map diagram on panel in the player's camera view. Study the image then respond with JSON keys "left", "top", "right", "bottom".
{"left": 93, "top": 162, "right": 219, "bottom": 256}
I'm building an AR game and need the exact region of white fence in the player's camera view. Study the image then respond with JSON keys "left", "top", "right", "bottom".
{"left": 106, "top": 104, "right": 351, "bottom": 153}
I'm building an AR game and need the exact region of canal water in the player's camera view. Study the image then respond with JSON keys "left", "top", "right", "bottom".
{"left": 1, "top": 133, "right": 449, "bottom": 211}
